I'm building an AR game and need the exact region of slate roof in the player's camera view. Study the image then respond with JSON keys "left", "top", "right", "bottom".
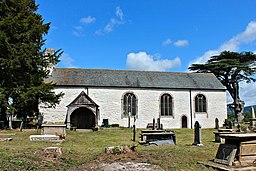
{"left": 46, "top": 68, "right": 226, "bottom": 90}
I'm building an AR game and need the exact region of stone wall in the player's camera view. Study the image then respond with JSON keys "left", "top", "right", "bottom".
{"left": 40, "top": 87, "right": 227, "bottom": 128}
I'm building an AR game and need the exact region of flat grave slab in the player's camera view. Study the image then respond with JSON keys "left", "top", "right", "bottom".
{"left": 29, "top": 134, "right": 60, "bottom": 141}
{"left": 0, "top": 138, "right": 12, "bottom": 141}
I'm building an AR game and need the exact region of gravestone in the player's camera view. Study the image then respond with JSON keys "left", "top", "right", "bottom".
{"left": 192, "top": 121, "right": 203, "bottom": 146}
{"left": 215, "top": 118, "right": 219, "bottom": 129}
{"left": 214, "top": 144, "right": 237, "bottom": 166}
{"left": 152, "top": 118, "right": 155, "bottom": 130}
{"left": 157, "top": 118, "right": 161, "bottom": 130}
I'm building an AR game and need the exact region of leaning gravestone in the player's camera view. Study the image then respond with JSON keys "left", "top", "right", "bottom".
{"left": 192, "top": 121, "right": 203, "bottom": 146}
{"left": 214, "top": 144, "right": 237, "bottom": 166}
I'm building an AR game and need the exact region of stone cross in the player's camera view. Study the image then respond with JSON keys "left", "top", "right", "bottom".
{"left": 192, "top": 121, "right": 203, "bottom": 146}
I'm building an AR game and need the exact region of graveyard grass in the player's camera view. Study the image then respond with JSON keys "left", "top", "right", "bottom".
{"left": 0, "top": 128, "right": 219, "bottom": 170}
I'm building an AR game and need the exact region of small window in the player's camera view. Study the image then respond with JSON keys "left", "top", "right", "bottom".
{"left": 195, "top": 94, "right": 207, "bottom": 112}
{"left": 160, "top": 94, "right": 173, "bottom": 116}
{"left": 122, "top": 93, "right": 137, "bottom": 117}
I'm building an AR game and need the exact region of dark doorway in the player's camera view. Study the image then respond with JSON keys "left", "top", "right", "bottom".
{"left": 181, "top": 115, "right": 188, "bottom": 128}
{"left": 70, "top": 107, "right": 95, "bottom": 129}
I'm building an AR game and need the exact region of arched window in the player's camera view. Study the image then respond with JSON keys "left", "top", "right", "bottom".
{"left": 122, "top": 93, "right": 137, "bottom": 117}
{"left": 160, "top": 93, "right": 173, "bottom": 116}
{"left": 195, "top": 94, "right": 207, "bottom": 112}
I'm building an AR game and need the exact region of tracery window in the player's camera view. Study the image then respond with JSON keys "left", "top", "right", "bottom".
{"left": 122, "top": 93, "right": 137, "bottom": 117}
{"left": 160, "top": 93, "right": 173, "bottom": 116}
{"left": 195, "top": 94, "right": 207, "bottom": 112}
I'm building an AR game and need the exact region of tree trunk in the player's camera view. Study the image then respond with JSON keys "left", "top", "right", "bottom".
{"left": 8, "top": 113, "right": 13, "bottom": 130}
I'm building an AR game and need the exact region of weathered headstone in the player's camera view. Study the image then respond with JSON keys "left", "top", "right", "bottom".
{"left": 192, "top": 121, "right": 203, "bottom": 146}
{"left": 157, "top": 118, "right": 161, "bottom": 130}
{"left": 152, "top": 118, "right": 155, "bottom": 130}
{"left": 215, "top": 118, "right": 219, "bottom": 130}
{"left": 214, "top": 144, "right": 237, "bottom": 166}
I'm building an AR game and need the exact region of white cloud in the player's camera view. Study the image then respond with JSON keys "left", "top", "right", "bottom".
{"left": 72, "top": 26, "right": 84, "bottom": 37}
{"left": 189, "top": 21, "right": 256, "bottom": 66}
{"left": 126, "top": 52, "right": 181, "bottom": 71}
{"left": 115, "top": 6, "right": 124, "bottom": 21}
{"left": 59, "top": 53, "right": 76, "bottom": 68}
{"left": 162, "top": 38, "right": 172, "bottom": 46}
{"left": 80, "top": 16, "right": 96, "bottom": 24}
{"left": 240, "top": 81, "right": 256, "bottom": 106}
{"left": 174, "top": 40, "right": 189, "bottom": 47}
{"left": 96, "top": 6, "right": 125, "bottom": 35}
{"left": 162, "top": 38, "right": 189, "bottom": 47}
{"left": 188, "top": 20, "right": 256, "bottom": 106}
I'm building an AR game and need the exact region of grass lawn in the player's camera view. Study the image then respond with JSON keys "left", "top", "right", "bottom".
{"left": 0, "top": 128, "right": 219, "bottom": 170}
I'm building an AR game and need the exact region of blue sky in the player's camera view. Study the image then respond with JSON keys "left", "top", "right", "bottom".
{"left": 37, "top": 0, "right": 256, "bottom": 106}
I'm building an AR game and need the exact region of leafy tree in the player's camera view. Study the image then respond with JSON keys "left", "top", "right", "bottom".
{"left": 0, "top": 0, "right": 64, "bottom": 125}
{"left": 189, "top": 51, "right": 256, "bottom": 122}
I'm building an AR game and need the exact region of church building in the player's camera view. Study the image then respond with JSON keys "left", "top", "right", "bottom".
{"left": 40, "top": 68, "right": 227, "bottom": 129}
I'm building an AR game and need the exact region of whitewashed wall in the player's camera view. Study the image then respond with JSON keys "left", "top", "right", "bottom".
{"left": 40, "top": 87, "right": 227, "bottom": 128}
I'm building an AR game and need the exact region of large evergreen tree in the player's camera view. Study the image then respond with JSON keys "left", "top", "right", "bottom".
{"left": 189, "top": 51, "right": 256, "bottom": 122}
{"left": 0, "top": 0, "right": 63, "bottom": 124}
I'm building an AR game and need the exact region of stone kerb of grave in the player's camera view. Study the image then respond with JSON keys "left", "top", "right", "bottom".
{"left": 29, "top": 134, "right": 62, "bottom": 142}
{"left": 0, "top": 137, "right": 12, "bottom": 141}
{"left": 0, "top": 133, "right": 15, "bottom": 142}
{"left": 105, "top": 145, "right": 135, "bottom": 155}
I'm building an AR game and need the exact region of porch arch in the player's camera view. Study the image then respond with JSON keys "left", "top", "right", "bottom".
{"left": 70, "top": 107, "right": 95, "bottom": 129}
{"left": 66, "top": 91, "right": 99, "bottom": 129}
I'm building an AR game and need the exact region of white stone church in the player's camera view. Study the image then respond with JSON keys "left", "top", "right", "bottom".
{"left": 40, "top": 68, "right": 227, "bottom": 129}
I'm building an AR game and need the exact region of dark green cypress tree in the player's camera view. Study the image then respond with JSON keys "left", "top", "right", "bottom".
{"left": 0, "top": 0, "right": 64, "bottom": 123}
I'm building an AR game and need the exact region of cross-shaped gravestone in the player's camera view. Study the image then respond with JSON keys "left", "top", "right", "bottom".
{"left": 192, "top": 121, "right": 203, "bottom": 146}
